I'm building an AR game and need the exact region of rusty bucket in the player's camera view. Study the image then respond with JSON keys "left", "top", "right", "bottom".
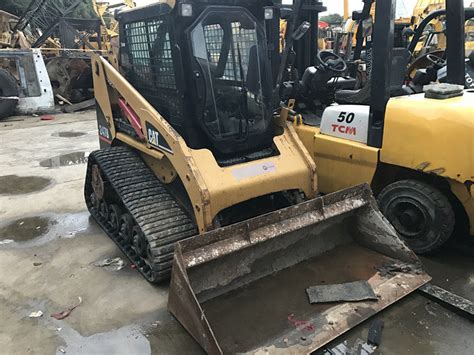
{"left": 168, "top": 184, "right": 430, "bottom": 354}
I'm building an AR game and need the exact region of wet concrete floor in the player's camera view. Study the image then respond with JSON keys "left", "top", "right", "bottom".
{"left": 0, "top": 175, "right": 51, "bottom": 195}
{"left": 0, "top": 111, "right": 472, "bottom": 354}
{"left": 52, "top": 131, "right": 87, "bottom": 138}
{"left": 39, "top": 152, "right": 88, "bottom": 168}
{"left": 0, "top": 216, "right": 50, "bottom": 243}
{"left": 0, "top": 111, "right": 202, "bottom": 355}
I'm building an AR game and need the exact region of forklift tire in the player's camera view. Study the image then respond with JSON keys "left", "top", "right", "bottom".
{"left": 0, "top": 68, "right": 19, "bottom": 120}
{"left": 377, "top": 179, "right": 454, "bottom": 254}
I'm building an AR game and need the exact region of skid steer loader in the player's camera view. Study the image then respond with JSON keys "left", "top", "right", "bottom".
{"left": 85, "top": 0, "right": 430, "bottom": 352}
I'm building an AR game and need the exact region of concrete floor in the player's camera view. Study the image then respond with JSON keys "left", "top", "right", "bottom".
{"left": 0, "top": 111, "right": 472, "bottom": 355}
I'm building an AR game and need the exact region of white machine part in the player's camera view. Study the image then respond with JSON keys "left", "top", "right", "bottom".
{"left": 320, "top": 104, "right": 370, "bottom": 144}
{"left": 16, "top": 49, "right": 55, "bottom": 114}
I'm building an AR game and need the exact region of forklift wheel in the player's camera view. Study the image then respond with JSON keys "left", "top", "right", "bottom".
{"left": 0, "top": 68, "right": 19, "bottom": 120}
{"left": 377, "top": 179, "right": 454, "bottom": 254}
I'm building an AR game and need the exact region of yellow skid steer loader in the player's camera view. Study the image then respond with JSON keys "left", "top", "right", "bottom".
{"left": 86, "top": 0, "right": 430, "bottom": 353}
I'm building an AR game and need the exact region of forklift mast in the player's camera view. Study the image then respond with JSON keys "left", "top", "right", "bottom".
{"left": 368, "top": 0, "right": 395, "bottom": 148}
{"left": 367, "top": 0, "right": 466, "bottom": 148}
{"left": 292, "top": 0, "right": 326, "bottom": 77}
{"left": 446, "top": 0, "right": 466, "bottom": 85}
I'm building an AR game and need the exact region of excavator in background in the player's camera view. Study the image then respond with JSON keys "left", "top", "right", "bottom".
{"left": 86, "top": 0, "right": 431, "bottom": 353}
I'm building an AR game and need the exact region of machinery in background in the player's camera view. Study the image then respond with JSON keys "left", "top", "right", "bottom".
{"left": 0, "top": 8, "right": 55, "bottom": 118}
{"left": 406, "top": 7, "right": 474, "bottom": 88}
{"left": 93, "top": 0, "right": 135, "bottom": 52}
{"left": 0, "top": 10, "right": 19, "bottom": 48}
{"left": 0, "top": 0, "right": 137, "bottom": 119}
{"left": 0, "top": 49, "right": 54, "bottom": 118}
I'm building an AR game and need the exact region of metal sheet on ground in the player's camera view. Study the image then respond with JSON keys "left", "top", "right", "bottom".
{"left": 306, "top": 280, "right": 378, "bottom": 304}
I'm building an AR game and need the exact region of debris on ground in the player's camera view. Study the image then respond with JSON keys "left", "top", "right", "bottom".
{"left": 29, "top": 310, "right": 44, "bottom": 318}
{"left": 287, "top": 314, "right": 315, "bottom": 332}
{"left": 151, "top": 321, "right": 161, "bottom": 327}
{"left": 306, "top": 281, "right": 378, "bottom": 304}
{"left": 323, "top": 338, "right": 377, "bottom": 354}
{"left": 51, "top": 297, "right": 82, "bottom": 320}
{"left": 62, "top": 98, "right": 95, "bottom": 113}
{"left": 367, "top": 319, "right": 384, "bottom": 346}
{"left": 418, "top": 283, "right": 474, "bottom": 321}
{"left": 55, "top": 94, "right": 73, "bottom": 106}
{"left": 40, "top": 115, "right": 55, "bottom": 121}
{"left": 58, "top": 348, "right": 66, "bottom": 353}
{"left": 375, "top": 262, "right": 422, "bottom": 277}
{"left": 94, "top": 257, "right": 126, "bottom": 271}
{"left": 33, "top": 262, "right": 42, "bottom": 266}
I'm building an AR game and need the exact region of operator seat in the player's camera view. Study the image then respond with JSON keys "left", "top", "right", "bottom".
{"left": 334, "top": 48, "right": 411, "bottom": 104}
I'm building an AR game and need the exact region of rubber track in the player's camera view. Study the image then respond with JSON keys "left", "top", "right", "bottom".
{"left": 84, "top": 146, "right": 197, "bottom": 282}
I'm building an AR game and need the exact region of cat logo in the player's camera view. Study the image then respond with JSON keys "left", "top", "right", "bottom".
{"left": 148, "top": 128, "right": 159, "bottom": 146}
{"left": 145, "top": 122, "right": 173, "bottom": 154}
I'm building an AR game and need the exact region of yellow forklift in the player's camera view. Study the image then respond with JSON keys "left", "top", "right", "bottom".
{"left": 284, "top": 0, "right": 473, "bottom": 254}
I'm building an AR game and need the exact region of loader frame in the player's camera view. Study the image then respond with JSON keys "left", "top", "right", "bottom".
{"left": 92, "top": 55, "right": 317, "bottom": 232}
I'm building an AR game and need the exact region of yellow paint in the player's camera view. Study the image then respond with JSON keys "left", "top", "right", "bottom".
{"left": 93, "top": 55, "right": 317, "bottom": 233}
{"left": 381, "top": 92, "right": 474, "bottom": 184}
{"left": 293, "top": 124, "right": 379, "bottom": 194}
{"left": 343, "top": 0, "right": 349, "bottom": 21}
{"left": 293, "top": 91, "right": 473, "bottom": 236}
{"left": 467, "top": 21, "right": 474, "bottom": 56}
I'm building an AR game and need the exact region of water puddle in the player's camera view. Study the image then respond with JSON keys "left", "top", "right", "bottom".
{"left": 14, "top": 299, "right": 201, "bottom": 355}
{"left": 0, "top": 212, "right": 90, "bottom": 248}
{"left": 0, "top": 175, "right": 51, "bottom": 195}
{"left": 53, "top": 310, "right": 200, "bottom": 355}
{"left": 40, "top": 152, "right": 88, "bottom": 168}
{"left": 0, "top": 217, "right": 50, "bottom": 243}
{"left": 56, "top": 324, "right": 151, "bottom": 355}
{"left": 52, "top": 131, "right": 87, "bottom": 138}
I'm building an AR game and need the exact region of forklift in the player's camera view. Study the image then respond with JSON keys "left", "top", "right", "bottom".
{"left": 282, "top": 0, "right": 473, "bottom": 254}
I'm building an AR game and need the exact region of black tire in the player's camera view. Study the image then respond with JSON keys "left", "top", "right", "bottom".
{"left": 0, "top": 68, "right": 19, "bottom": 120}
{"left": 377, "top": 179, "right": 454, "bottom": 254}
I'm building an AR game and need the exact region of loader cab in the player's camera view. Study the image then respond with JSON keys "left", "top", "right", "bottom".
{"left": 117, "top": 0, "right": 276, "bottom": 159}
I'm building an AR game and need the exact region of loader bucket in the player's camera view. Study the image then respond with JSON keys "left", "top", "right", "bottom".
{"left": 168, "top": 184, "right": 430, "bottom": 354}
